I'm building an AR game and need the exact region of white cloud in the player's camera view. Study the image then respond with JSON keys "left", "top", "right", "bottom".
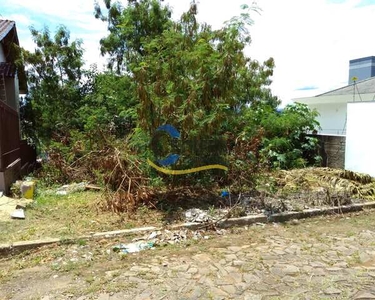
{"left": 3, "top": 0, "right": 375, "bottom": 104}
{"left": 248, "top": 0, "right": 375, "bottom": 103}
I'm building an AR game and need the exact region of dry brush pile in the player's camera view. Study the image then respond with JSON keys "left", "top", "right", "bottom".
{"left": 268, "top": 167, "right": 375, "bottom": 207}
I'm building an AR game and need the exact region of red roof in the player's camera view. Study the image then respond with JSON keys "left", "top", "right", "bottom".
{"left": 0, "top": 20, "right": 15, "bottom": 42}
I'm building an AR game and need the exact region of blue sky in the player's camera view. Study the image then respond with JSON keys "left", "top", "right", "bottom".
{"left": 1, "top": 0, "right": 375, "bottom": 105}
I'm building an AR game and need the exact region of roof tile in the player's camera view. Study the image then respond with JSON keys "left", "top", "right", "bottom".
{"left": 0, "top": 62, "right": 16, "bottom": 77}
{"left": 0, "top": 19, "right": 15, "bottom": 42}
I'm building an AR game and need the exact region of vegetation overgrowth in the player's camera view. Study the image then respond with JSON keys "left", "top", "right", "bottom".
{"left": 17, "top": 0, "right": 321, "bottom": 212}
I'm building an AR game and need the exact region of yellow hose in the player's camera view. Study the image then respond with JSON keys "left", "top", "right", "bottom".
{"left": 147, "top": 158, "right": 228, "bottom": 175}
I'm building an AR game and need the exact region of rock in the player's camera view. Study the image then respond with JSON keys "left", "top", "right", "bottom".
{"left": 326, "top": 267, "right": 343, "bottom": 272}
{"left": 290, "top": 219, "right": 300, "bottom": 225}
{"left": 359, "top": 252, "right": 372, "bottom": 263}
{"left": 232, "top": 260, "right": 245, "bottom": 266}
{"left": 208, "top": 286, "right": 228, "bottom": 298}
{"left": 355, "top": 292, "right": 375, "bottom": 299}
{"left": 310, "top": 261, "right": 327, "bottom": 268}
{"left": 244, "top": 294, "right": 262, "bottom": 300}
{"left": 271, "top": 265, "right": 300, "bottom": 276}
{"left": 193, "top": 253, "right": 211, "bottom": 262}
{"left": 189, "top": 286, "right": 203, "bottom": 298}
{"left": 333, "top": 262, "right": 348, "bottom": 268}
{"left": 150, "top": 266, "right": 161, "bottom": 274}
{"left": 130, "top": 266, "right": 150, "bottom": 273}
{"left": 324, "top": 287, "right": 342, "bottom": 295}
{"left": 243, "top": 274, "right": 261, "bottom": 283}
{"left": 359, "top": 231, "right": 374, "bottom": 240}
{"left": 272, "top": 249, "right": 286, "bottom": 255}
{"left": 227, "top": 246, "right": 242, "bottom": 253}
{"left": 220, "top": 285, "right": 236, "bottom": 294}
{"left": 224, "top": 254, "right": 238, "bottom": 262}
{"left": 171, "top": 264, "right": 190, "bottom": 272}
{"left": 96, "top": 294, "right": 110, "bottom": 300}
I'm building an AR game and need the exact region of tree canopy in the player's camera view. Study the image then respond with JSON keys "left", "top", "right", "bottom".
{"left": 19, "top": 0, "right": 321, "bottom": 191}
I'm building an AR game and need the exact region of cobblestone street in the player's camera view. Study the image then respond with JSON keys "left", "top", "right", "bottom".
{"left": 1, "top": 211, "right": 375, "bottom": 299}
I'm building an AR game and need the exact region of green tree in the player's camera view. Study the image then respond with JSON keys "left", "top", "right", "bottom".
{"left": 242, "top": 102, "right": 321, "bottom": 169}
{"left": 22, "top": 25, "right": 85, "bottom": 146}
{"left": 130, "top": 3, "right": 277, "bottom": 168}
{"left": 94, "top": 0, "right": 173, "bottom": 73}
{"left": 78, "top": 70, "right": 137, "bottom": 138}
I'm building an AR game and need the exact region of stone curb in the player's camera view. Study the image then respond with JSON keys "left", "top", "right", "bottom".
{"left": 1, "top": 201, "right": 375, "bottom": 256}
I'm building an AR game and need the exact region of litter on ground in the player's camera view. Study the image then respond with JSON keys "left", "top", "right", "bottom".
{"left": 10, "top": 208, "right": 25, "bottom": 219}
{"left": 113, "top": 241, "right": 155, "bottom": 254}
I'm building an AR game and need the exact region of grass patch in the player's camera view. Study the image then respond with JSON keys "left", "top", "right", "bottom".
{"left": 0, "top": 189, "right": 164, "bottom": 244}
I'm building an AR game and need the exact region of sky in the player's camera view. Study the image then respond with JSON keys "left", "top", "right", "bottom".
{"left": 2, "top": 0, "right": 375, "bottom": 105}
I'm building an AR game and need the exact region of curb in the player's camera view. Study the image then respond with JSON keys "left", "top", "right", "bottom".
{"left": 1, "top": 201, "right": 375, "bottom": 256}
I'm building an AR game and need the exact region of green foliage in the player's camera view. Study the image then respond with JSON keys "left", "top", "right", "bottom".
{"left": 21, "top": 26, "right": 85, "bottom": 147}
{"left": 94, "top": 0, "right": 173, "bottom": 72}
{"left": 243, "top": 102, "right": 321, "bottom": 169}
{"left": 128, "top": 2, "right": 277, "bottom": 172}
{"left": 20, "top": 0, "right": 322, "bottom": 200}
{"left": 78, "top": 70, "right": 137, "bottom": 137}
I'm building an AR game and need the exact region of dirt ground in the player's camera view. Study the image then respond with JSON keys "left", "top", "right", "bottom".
{"left": 1, "top": 209, "right": 375, "bottom": 299}
{"left": 2, "top": 167, "right": 375, "bottom": 245}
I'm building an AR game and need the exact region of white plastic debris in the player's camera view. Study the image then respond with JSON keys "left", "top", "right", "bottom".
{"left": 11, "top": 208, "right": 25, "bottom": 219}
{"left": 113, "top": 241, "right": 155, "bottom": 254}
{"left": 184, "top": 208, "right": 212, "bottom": 223}
{"left": 56, "top": 182, "right": 87, "bottom": 195}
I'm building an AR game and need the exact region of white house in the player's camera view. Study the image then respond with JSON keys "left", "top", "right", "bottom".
{"left": 293, "top": 77, "right": 375, "bottom": 135}
{"left": 293, "top": 56, "right": 375, "bottom": 175}
{"left": 293, "top": 56, "right": 375, "bottom": 135}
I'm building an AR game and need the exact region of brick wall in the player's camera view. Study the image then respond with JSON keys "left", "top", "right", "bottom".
{"left": 316, "top": 134, "right": 346, "bottom": 169}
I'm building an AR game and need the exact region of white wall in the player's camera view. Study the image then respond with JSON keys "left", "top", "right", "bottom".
{"left": 309, "top": 103, "right": 347, "bottom": 135}
{"left": 345, "top": 102, "right": 375, "bottom": 177}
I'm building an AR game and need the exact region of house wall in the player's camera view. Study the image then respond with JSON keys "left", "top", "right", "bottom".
{"left": 0, "top": 44, "right": 5, "bottom": 62}
{"left": 345, "top": 102, "right": 375, "bottom": 177}
{"left": 4, "top": 77, "right": 17, "bottom": 110}
{"left": 308, "top": 103, "right": 347, "bottom": 135}
{"left": 0, "top": 75, "right": 5, "bottom": 103}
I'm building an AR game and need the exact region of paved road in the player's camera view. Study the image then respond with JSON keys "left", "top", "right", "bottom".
{"left": 1, "top": 211, "right": 375, "bottom": 299}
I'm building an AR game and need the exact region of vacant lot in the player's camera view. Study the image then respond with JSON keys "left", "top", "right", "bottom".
{"left": 1, "top": 210, "right": 375, "bottom": 299}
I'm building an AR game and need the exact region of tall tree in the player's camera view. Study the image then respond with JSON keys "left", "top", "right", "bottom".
{"left": 124, "top": 2, "right": 278, "bottom": 170}
{"left": 132, "top": 4, "right": 277, "bottom": 135}
{"left": 21, "top": 26, "right": 85, "bottom": 146}
{"left": 94, "top": 0, "right": 173, "bottom": 73}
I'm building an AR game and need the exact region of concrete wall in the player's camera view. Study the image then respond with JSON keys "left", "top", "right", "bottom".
{"left": 309, "top": 103, "right": 347, "bottom": 135}
{"left": 345, "top": 102, "right": 375, "bottom": 177}
{"left": 316, "top": 134, "right": 346, "bottom": 169}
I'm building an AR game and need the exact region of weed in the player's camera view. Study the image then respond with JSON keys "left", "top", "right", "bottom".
{"left": 208, "top": 205, "right": 216, "bottom": 217}
{"left": 85, "top": 275, "right": 95, "bottom": 284}
{"left": 346, "top": 251, "right": 361, "bottom": 266}
{"left": 77, "top": 239, "right": 87, "bottom": 246}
